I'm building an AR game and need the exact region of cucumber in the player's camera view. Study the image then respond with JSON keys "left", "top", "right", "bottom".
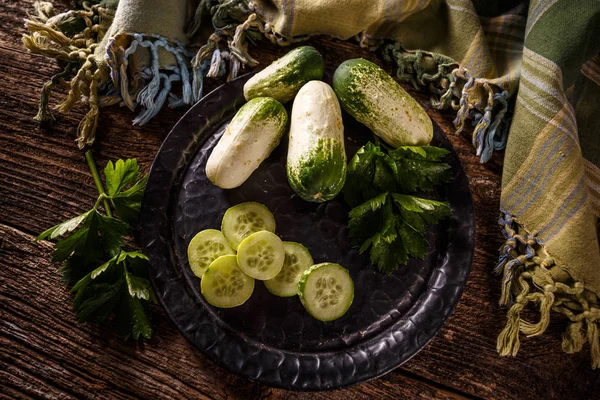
{"left": 333, "top": 58, "right": 433, "bottom": 147}
{"left": 237, "top": 231, "right": 285, "bottom": 280}
{"left": 187, "top": 229, "right": 235, "bottom": 278}
{"left": 298, "top": 263, "right": 354, "bottom": 321}
{"left": 221, "top": 202, "right": 276, "bottom": 250}
{"left": 286, "top": 81, "right": 347, "bottom": 203}
{"left": 244, "top": 46, "right": 325, "bottom": 103}
{"left": 264, "top": 242, "right": 314, "bottom": 297}
{"left": 201, "top": 255, "right": 255, "bottom": 308}
{"left": 206, "top": 97, "right": 288, "bottom": 189}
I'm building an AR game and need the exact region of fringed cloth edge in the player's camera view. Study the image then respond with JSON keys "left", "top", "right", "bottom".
{"left": 22, "top": 2, "right": 202, "bottom": 149}
{"left": 496, "top": 212, "right": 600, "bottom": 368}
{"left": 380, "top": 42, "right": 511, "bottom": 164}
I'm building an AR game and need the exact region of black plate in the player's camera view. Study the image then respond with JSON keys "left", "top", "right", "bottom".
{"left": 141, "top": 73, "right": 475, "bottom": 390}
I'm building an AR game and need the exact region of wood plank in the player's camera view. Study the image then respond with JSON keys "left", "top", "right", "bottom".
{"left": 0, "top": 224, "right": 469, "bottom": 400}
{"left": 1, "top": 1, "right": 599, "bottom": 399}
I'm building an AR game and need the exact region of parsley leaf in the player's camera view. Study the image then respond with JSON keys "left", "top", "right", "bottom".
{"left": 36, "top": 154, "right": 154, "bottom": 340}
{"left": 110, "top": 175, "right": 147, "bottom": 227}
{"left": 103, "top": 159, "right": 147, "bottom": 227}
{"left": 36, "top": 210, "right": 93, "bottom": 241}
{"left": 345, "top": 143, "right": 453, "bottom": 274}
{"left": 104, "top": 159, "right": 142, "bottom": 196}
{"left": 389, "top": 146, "right": 452, "bottom": 192}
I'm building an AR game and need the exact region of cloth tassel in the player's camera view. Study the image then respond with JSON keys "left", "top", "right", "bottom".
{"left": 105, "top": 33, "right": 196, "bottom": 126}
{"left": 520, "top": 289, "right": 554, "bottom": 337}
{"left": 34, "top": 80, "right": 56, "bottom": 122}
{"left": 588, "top": 322, "right": 600, "bottom": 369}
{"left": 186, "top": 0, "right": 208, "bottom": 38}
{"left": 496, "top": 211, "right": 600, "bottom": 369}
{"left": 563, "top": 321, "right": 586, "bottom": 353}
{"left": 23, "top": 3, "right": 113, "bottom": 148}
{"left": 77, "top": 97, "right": 99, "bottom": 148}
{"left": 382, "top": 42, "right": 511, "bottom": 163}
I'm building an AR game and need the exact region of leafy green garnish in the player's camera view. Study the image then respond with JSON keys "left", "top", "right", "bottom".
{"left": 389, "top": 146, "right": 452, "bottom": 192}
{"left": 36, "top": 156, "right": 154, "bottom": 340}
{"left": 344, "top": 142, "right": 453, "bottom": 274}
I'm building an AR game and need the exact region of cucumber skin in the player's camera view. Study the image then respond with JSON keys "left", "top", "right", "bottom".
{"left": 244, "top": 46, "right": 325, "bottom": 103}
{"left": 206, "top": 97, "right": 288, "bottom": 189}
{"left": 332, "top": 58, "right": 433, "bottom": 147}
{"left": 287, "top": 81, "right": 347, "bottom": 203}
{"left": 298, "top": 263, "right": 354, "bottom": 322}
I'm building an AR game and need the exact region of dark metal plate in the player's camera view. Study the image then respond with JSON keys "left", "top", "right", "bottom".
{"left": 141, "top": 73, "right": 475, "bottom": 390}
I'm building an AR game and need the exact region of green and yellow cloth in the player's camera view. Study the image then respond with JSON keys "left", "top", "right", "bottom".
{"left": 23, "top": 0, "right": 600, "bottom": 368}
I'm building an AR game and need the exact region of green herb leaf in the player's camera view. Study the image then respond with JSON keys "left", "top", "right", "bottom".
{"left": 37, "top": 155, "right": 153, "bottom": 340}
{"left": 389, "top": 146, "right": 452, "bottom": 192}
{"left": 111, "top": 175, "right": 147, "bottom": 227}
{"left": 125, "top": 271, "right": 153, "bottom": 301}
{"left": 348, "top": 192, "right": 389, "bottom": 246}
{"left": 127, "top": 295, "right": 153, "bottom": 340}
{"left": 344, "top": 143, "right": 380, "bottom": 207}
{"left": 36, "top": 210, "right": 93, "bottom": 241}
{"left": 74, "top": 278, "right": 125, "bottom": 323}
{"left": 392, "top": 194, "right": 452, "bottom": 233}
{"left": 51, "top": 212, "right": 101, "bottom": 265}
{"left": 344, "top": 142, "right": 453, "bottom": 274}
{"left": 369, "top": 236, "right": 408, "bottom": 274}
{"left": 104, "top": 159, "right": 141, "bottom": 196}
{"left": 97, "top": 213, "right": 129, "bottom": 257}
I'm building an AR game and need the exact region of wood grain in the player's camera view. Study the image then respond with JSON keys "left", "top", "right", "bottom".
{"left": 1, "top": 1, "right": 599, "bottom": 399}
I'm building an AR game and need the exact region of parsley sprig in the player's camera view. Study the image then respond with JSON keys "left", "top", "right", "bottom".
{"left": 344, "top": 142, "right": 453, "bottom": 274}
{"left": 36, "top": 151, "right": 154, "bottom": 339}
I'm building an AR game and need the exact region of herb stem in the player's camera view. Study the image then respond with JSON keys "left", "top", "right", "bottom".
{"left": 85, "top": 150, "right": 113, "bottom": 217}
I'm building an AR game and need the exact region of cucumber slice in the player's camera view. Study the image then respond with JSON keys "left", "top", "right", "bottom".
{"left": 187, "top": 229, "right": 235, "bottom": 278}
{"left": 264, "top": 242, "right": 314, "bottom": 297}
{"left": 298, "top": 263, "right": 354, "bottom": 321}
{"left": 201, "top": 255, "right": 255, "bottom": 308}
{"left": 221, "top": 202, "right": 276, "bottom": 250}
{"left": 237, "top": 231, "right": 285, "bottom": 280}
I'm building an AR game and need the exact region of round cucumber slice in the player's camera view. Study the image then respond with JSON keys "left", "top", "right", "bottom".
{"left": 298, "top": 263, "right": 354, "bottom": 321}
{"left": 187, "top": 229, "right": 235, "bottom": 278}
{"left": 201, "top": 255, "right": 255, "bottom": 308}
{"left": 237, "top": 231, "right": 285, "bottom": 280}
{"left": 264, "top": 242, "right": 314, "bottom": 297}
{"left": 221, "top": 202, "right": 276, "bottom": 250}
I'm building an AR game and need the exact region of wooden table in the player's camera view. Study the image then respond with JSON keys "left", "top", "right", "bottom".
{"left": 1, "top": 1, "right": 599, "bottom": 399}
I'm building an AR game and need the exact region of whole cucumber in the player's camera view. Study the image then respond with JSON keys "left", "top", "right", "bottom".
{"left": 244, "top": 46, "right": 324, "bottom": 103}
{"left": 287, "top": 81, "right": 346, "bottom": 202}
{"left": 206, "top": 97, "right": 288, "bottom": 189}
{"left": 333, "top": 58, "right": 433, "bottom": 147}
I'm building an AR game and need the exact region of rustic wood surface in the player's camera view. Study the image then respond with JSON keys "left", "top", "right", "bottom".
{"left": 1, "top": 1, "right": 599, "bottom": 399}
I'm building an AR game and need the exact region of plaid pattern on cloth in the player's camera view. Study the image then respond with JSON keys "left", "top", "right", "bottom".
{"left": 23, "top": 0, "right": 600, "bottom": 367}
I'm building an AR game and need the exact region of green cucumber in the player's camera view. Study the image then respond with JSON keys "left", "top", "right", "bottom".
{"left": 237, "top": 231, "right": 285, "bottom": 280}
{"left": 187, "top": 229, "right": 235, "bottom": 278}
{"left": 264, "top": 242, "right": 314, "bottom": 297}
{"left": 206, "top": 97, "right": 288, "bottom": 189}
{"left": 333, "top": 58, "right": 433, "bottom": 147}
{"left": 286, "top": 81, "right": 347, "bottom": 203}
{"left": 201, "top": 255, "right": 255, "bottom": 308}
{"left": 221, "top": 202, "right": 276, "bottom": 250}
{"left": 298, "top": 263, "right": 354, "bottom": 321}
{"left": 244, "top": 46, "right": 325, "bottom": 103}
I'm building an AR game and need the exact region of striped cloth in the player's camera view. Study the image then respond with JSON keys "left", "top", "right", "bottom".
{"left": 23, "top": 0, "right": 600, "bottom": 367}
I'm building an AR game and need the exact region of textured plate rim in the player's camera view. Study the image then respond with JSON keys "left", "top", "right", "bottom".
{"left": 141, "top": 73, "right": 475, "bottom": 391}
